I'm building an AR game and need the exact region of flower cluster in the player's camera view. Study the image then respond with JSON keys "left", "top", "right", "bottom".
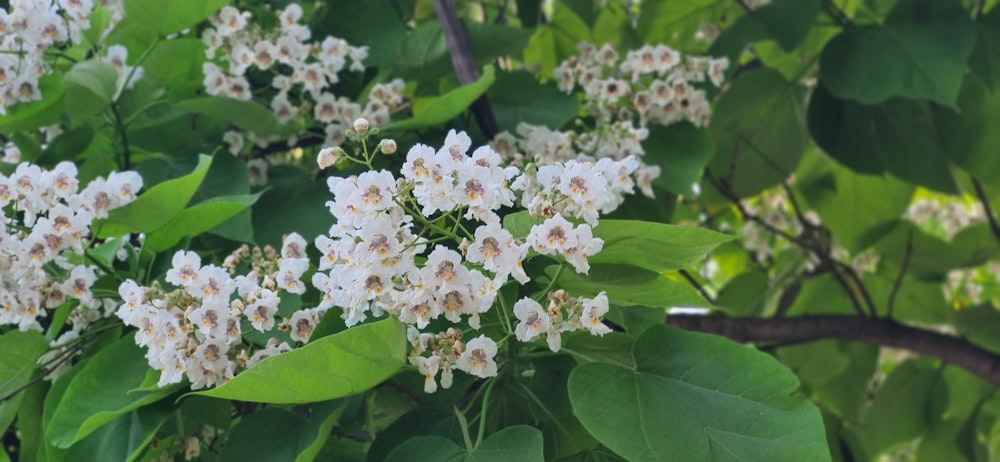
{"left": 0, "top": 0, "right": 125, "bottom": 113}
{"left": 493, "top": 122, "right": 661, "bottom": 222}
{"left": 554, "top": 41, "right": 729, "bottom": 128}
{"left": 115, "top": 236, "right": 309, "bottom": 389}
{"left": 307, "top": 128, "right": 616, "bottom": 392}
{"left": 0, "top": 161, "right": 141, "bottom": 332}
{"left": 905, "top": 197, "right": 984, "bottom": 242}
{"left": 202, "top": 3, "right": 405, "bottom": 155}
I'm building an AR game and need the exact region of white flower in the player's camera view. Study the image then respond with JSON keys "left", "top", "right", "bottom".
{"left": 513, "top": 298, "right": 551, "bottom": 343}
{"left": 289, "top": 309, "right": 318, "bottom": 343}
{"left": 166, "top": 250, "right": 201, "bottom": 287}
{"left": 580, "top": 292, "right": 612, "bottom": 336}
{"left": 456, "top": 335, "right": 498, "bottom": 378}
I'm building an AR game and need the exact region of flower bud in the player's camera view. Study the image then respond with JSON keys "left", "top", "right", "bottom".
{"left": 377, "top": 138, "right": 397, "bottom": 155}
{"left": 353, "top": 117, "right": 370, "bottom": 134}
{"left": 317, "top": 147, "right": 343, "bottom": 170}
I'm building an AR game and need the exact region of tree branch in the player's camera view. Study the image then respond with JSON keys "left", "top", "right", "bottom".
{"left": 972, "top": 177, "right": 1000, "bottom": 244}
{"left": 432, "top": 0, "right": 500, "bottom": 138}
{"left": 666, "top": 314, "right": 1000, "bottom": 386}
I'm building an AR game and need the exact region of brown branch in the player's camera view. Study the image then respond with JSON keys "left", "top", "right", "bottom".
{"left": 972, "top": 177, "right": 1000, "bottom": 244}
{"left": 666, "top": 314, "right": 1000, "bottom": 386}
{"left": 432, "top": 0, "right": 500, "bottom": 138}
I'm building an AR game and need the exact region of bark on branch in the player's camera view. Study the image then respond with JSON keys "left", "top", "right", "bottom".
{"left": 666, "top": 314, "right": 1000, "bottom": 386}
{"left": 432, "top": 0, "right": 499, "bottom": 138}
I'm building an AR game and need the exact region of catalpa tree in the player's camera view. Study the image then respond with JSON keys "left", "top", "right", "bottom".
{"left": 0, "top": 0, "right": 997, "bottom": 461}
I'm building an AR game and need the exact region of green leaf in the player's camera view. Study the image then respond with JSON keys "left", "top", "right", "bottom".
{"left": 0, "top": 72, "right": 65, "bottom": 133}
{"left": 953, "top": 304, "right": 1000, "bottom": 354}
{"left": 174, "top": 97, "right": 298, "bottom": 136}
{"left": 93, "top": 154, "right": 212, "bottom": 238}
{"left": 590, "top": 220, "right": 732, "bottom": 272}
{"left": 62, "top": 61, "right": 118, "bottom": 123}
{"left": 808, "top": 87, "right": 959, "bottom": 193}
{"left": 0, "top": 331, "right": 48, "bottom": 434}
{"left": 780, "top": 340, "right": 878, "bottom": 422}
{"left": 393, "top": 20, "right": 533, "bottom": 83}
{"left": 644, "top": 122, "right": 715, "bottom": 196}
{"left": 637, "top": 0, "right": 730, "bottom": 50}
{"left": 745, "top": 0, "right": 820, "bottom": 50}
{"left": 252, "top": 165, "right": 330, "bottom": 247}
{"left": 795, "top": 150, "right": 914, "bottom": 253}
{"left": 818, "top": 0, "right": 975, "bottom": 106}
{"left": 546, "top": 263, "right": 710, "bottom": 308}
{"left": 708, "top": 68, "right": 807, "bottom": 198}
{"left": 219, "top": 403, "right": 344, "bottom": 462}
{"left": 714, "top": 271, "right": 768, "bottom": 316}
{"left": 970, "top": 8, "right": 1000, "bottom": 91}
{"left": 488, "top": 70, "right": 579, "bottom": 133}
{"left": 142, "top": 192, "right": 261, "bottom": 251}
{"left": 295, "top": 401, "right": 345, "bottom": 462}
{"left": 192, "top": 150, "right": 255, "bottom": 243}
{"left": 123, "top": 0, "right": 227, "bottom": 37}
{"left": 384, "top": 426, "right": 545, "bottom": 462}
{"left": 191, "top": 318, "right": 406, "bottom": 403}
{"left": 937, "top": 75, "right": 1000, "bottom": 186}
{"left": 875, "top": 222, "right": 998, "bottom": 279}
{"left": 309, "top": 0, "right": 408, "bottom": 66}
{"left": 523, "top": 3, "right": 591, "bottom": 78}
{"left": 46, "top": 334, "right": 179, "bottom": 448}
{"left": 142, "top": 38, "right": 205, "bottom": 92}
{"left": 858, "top": 359, "right": 940, "bottom": 455}
{"left": 568, "top": 325, "right": 830, "bottom": 462}
{"left": 382, "top": 65, "right": 496, "bottom": 132}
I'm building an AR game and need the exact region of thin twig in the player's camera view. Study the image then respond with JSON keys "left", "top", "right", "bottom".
{"left": 432, "top": 0, "right": 500, "bottom": 138}
{"left": 886, "top": 228, "right": 914, "bottom": 319}
{"left": 972, "top": 177, "right": 1000, "bottom": 244}
{"left": 679, "top": 269, "right": 715, "bottom": 304}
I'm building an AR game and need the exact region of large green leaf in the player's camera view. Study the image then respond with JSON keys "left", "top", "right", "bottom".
{"left": 252, "top": 165, "right": 331, "bottom": 247}
{"left": 857, "top": 359, "right": 940, "bottom": 456}
{"left": 819, "top": 0, "right": 975, "bottom": 106}
{"left": 708, "top": 68, "right": 808, "bottom": 198}
{"left": 637, "top": 0, "right": 730, "bottom": 49}
{"left": 63, "top": 61, "right": 119, "bottom": 123}
{"left": 936, "top": 75, "right": 1000, "bottom": 186}
{"left": 0, "top": 331, "right": 48, "bottom": 434}
{"left": 568, "top": 325, "right": 830, "bottom": 461}
{"left": 488, "top": 70, "right": 579, "bottom": 133}
{"left": 393, "top": 20, "right": 533, "bottom": 83}
{"left": 795, "top": 150, "right": 914, "bottom": 253}
{"left": 522, "top": 2, "right": 591, "bottom": 77}
{"left": 808, "top": 87, "right": 960, "bottom": 193}
{"left": 93, "top": 154, "right": 212, "bottom": 237}
{"left": 192, "top": 318, "right": 406, "bottom": 403}
{"left": 142, "top": 38, "right": 205, "bottom": 95}
{"left": 643, "top": 122, "right": 715, "bottom": 196}
{"left": 174, "top": 97, "right": 298, "bottom": 136}
{"left": 309, "top": 0, "right": 408, "bottom": 66}
{"left": 875, "top": 222, "right": 998, "bottom": 279}
{"left": 547, "top": 263, "right": 710, "bottom": 308}
{"left": 782, "top": 340, "right": 877, "bottom": 422}
{"left": 142, "top": 193, "right": 261, "bottom": 251}
{"left": 220, "top": 402, "right": 344, "bottom": 462}
{"left": 709, "top": 0, "right": 820, "bottom": 64}
{"left": 123, "top": 0, "right": 227, "bottom": 37}
{"left": 384, "top": 426, "right": 545, "bottom": 462}
{"left": 953, "top": 304, "right": 1000, "bottom": 354}
{"left": 970, "top": 8, "right": 1000, "bottom": 91}
{"left": 46, "top": 334, "right": 178, "bottom": 448}
{"left": 382, "top": 66, "right": 496, "bottom": 132}
{"left": 590, "top": 220, "right": 732, "bottom": 272}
